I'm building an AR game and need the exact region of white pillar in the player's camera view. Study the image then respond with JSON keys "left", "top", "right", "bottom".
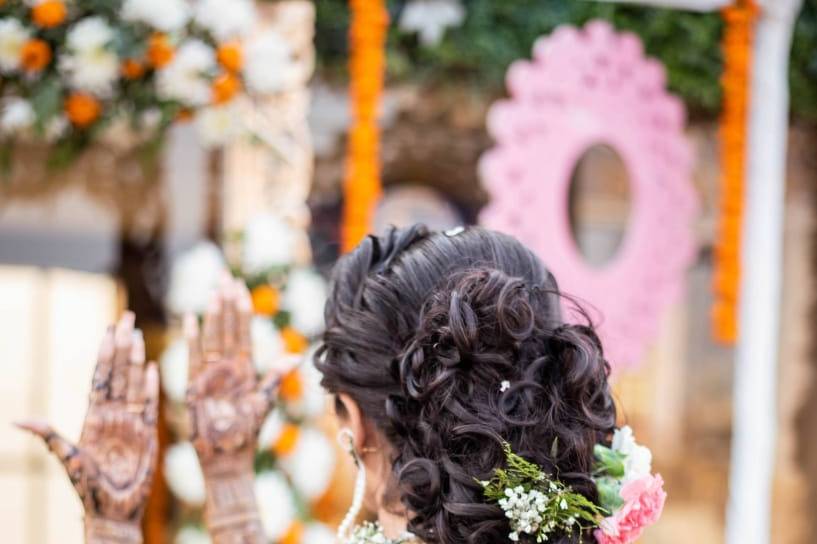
{"left": 726, "top": 2, "right": 802, "bottom": 543}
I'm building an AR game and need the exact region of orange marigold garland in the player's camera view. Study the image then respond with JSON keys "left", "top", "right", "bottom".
{"left": 341, "top": 0, "right": 389, "bottom": 253}
{"left": 712, "top": 0, "right": 759, "bottom": 343}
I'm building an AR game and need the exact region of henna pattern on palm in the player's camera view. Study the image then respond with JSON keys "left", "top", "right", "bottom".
{"left": 185, "top": 278, "right": 280, "bottom": 473}
{"left": 18, "top": 312, "right": 159, "bottom": 539}
{"left": 184, "top": 278, "right": 287, "bottom": 544}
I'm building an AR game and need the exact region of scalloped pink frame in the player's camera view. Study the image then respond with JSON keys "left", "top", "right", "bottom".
{"left": 479, "top": 21, "right": 698, "bottom": 369}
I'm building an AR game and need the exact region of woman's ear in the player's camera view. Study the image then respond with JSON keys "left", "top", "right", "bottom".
{"left": 337, "top": 393, "right": 366, "bottom": 453}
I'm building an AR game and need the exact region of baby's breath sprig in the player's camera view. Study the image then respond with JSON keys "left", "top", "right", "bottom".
{"left": 479, "top": 443, "right": 606, "bottom": 542}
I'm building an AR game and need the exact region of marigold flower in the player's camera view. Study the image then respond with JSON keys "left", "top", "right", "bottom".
{"left": 65, "top": 93, "right": 101, "bottom": 128}
{"left": 279, "top": 521, "right": 304, "bottom": 544}
{"left": 121, "top": 58, "right": 145, "bottom": 80}
{"left": 216, "top": 41, "right": 243, "bottom": 72}
{"left": 211, "top": 72, "right": 240, "bottom": 104}
{"left": 279, "top": 370, "right": 303, "bottom": 402}
{"left": 281, "top": 326, "right": 308, "bottom": 354}
{"left": 147, "top": 33, "right": 174, "bottom": 68}
{"left": 20, "top": 38, "right": 51, "bottom": 72}
{"left": 31, "top": 0, "right": 67, "bottom": 29}
{"left": 272, "top": 423, "right": 300, "bottom": 456}
{"left": 251, "top": 284, "right": 279, "bottom": 316}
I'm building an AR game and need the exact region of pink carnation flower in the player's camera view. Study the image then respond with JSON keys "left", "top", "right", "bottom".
{"left": 594, "top": 474, "right": 666, "bottom": 544}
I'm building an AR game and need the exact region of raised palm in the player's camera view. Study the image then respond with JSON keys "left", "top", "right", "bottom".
{"left": 184, "top": 278, "right": 281, "bottom": 472}
{"left": 18, "top": 313, "right": 159, "bottom": 538}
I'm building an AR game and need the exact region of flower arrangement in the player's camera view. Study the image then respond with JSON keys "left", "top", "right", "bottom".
{"left": 162, "top": 213, "right": 335, "bottom": 543}
{"left": 712, "top": 0, "right": 759, "bottom": 343}
{"left": 341, "top": 0, "right": 388, "bottom": 252}
{"left": 0, "top": 0, "right": 297, "bottom": 167}
{"left": 481, "top": 427, "right": 665, "bottom": 544}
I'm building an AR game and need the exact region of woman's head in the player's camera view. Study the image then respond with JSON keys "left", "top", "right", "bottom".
{"left": 316, "top": 225, "right": 617, "bottom": 543}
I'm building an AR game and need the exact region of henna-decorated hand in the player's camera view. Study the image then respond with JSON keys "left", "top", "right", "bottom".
{"left": 184, "top": 277, "right": 285, "bottom": 543}
{"left": 17, "top": 312, "right": 159, "bottom": 544}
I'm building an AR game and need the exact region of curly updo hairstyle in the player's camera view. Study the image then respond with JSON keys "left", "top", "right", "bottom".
{"left": 316, "top": 225, "right": 617, "bottom": 544}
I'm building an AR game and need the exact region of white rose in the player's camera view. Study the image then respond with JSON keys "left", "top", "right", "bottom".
{"left": 164, "top": 442, "right": 206, "bottom": 505}
{"left": 0, "top": 18, "right": 30, "bottom": 72}
{"left": 156, "top": 40, "right": 216, "bottom": 106}
{"left": 399, "top": 0, "right": 465, "bottom": 46}
{"left": 243, "top": 30, "right": 296, "bottom": 94}
{"left": 0, "top": 98, "right": 34, "bottom": 135}
{"left": 159, "top": 338, "right": 189, "bottom": 404}
{"left": 166, "top": 241, "right": 227, "bottom": 315}
{"left": 279, "top": 427, "right": 335, "bottom": 500}
{"left": 60, "top": 17, "right": 119, "bottom": 96}
{"left": 122, "top": 0, "right": 191, "bottom": 32}
{"left": 241, "top": 213, "right": 297, "bottom": 273}
{"left": 611, "top": 425, "right": 653, "bottom": 483}
{"left": 282, "top": 268, "right": 328, "bottom": 337}
{"left": 194, "top": 0, "right": 256, "bottom": 41}
{"left": 195, "top": 103, "right": 244, "bottom": 147}
{"left": 175, "top": 526, "right": 211, "bottom": 544}
{"left": 251, "top": 316, "right": 284, "bottom": 374}
{"left": 254, "top": 471, "right": 297, "bottom": 541}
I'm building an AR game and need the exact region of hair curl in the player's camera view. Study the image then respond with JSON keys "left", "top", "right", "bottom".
{"left": 317, "top": 225, "right": 617, "bottom": 544}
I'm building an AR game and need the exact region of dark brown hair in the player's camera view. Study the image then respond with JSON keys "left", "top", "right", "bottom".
{"left": 316, "top": 225, "right": 616, "bottom": 544}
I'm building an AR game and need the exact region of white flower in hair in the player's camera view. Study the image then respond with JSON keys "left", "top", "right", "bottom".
{"left": 122, "top": 0, "right": 190, "bottom": 32}
{"left": 283, "top": 268, "right": 328, "bottom": 337}
{"left": 164, "top": 442, "right": 206, "bottom": 505}
{"left": 280, "top": 427, "right": 336, "bottom": 500}
{"left": 194, "top": 0, "right": 256, "bottom": 41}
{"left": 251, "top": 316, "right": 285, "bottom": 374}
{"left": 255, "top": 471, "right": 297, "bottom": 541}
{"left": 60, "top": 17, "right": 119, "bottom": 96}
{"left": 0, "top": 97, "right": 34, "bottom": 135}
{"left": 159, "top": 338, "right": 189, "bottom": 404}
{"left": 399, "top": 0, "right": 465, "bottom": 46}
{"left": 611, "top": 425, "right": 653, "bottom": 483}
{"left": 243, "top": 30, "right": 297, "bottom": 94}
{"left": 0, "top": 18, "right": 30, "bottom": 73}
{"left": 156, "top": 40, "right": 216, "bottom": 107}
{"left": 242, "top": 213, "right": 297, "bottom": 273}
{"left": 166, "top": 241, "right": 227, "bottom": 315}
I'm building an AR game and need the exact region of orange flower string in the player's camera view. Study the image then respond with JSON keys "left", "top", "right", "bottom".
{"left": 341, "top": 0, "right": 389, "bottom": 252}
{"left": 712, "top": 0, "right": 759, "bottom": 343}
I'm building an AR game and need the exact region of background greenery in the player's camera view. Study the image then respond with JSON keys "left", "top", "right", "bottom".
{"left": 314, "top": 0, "right": 817, "bottom": 120}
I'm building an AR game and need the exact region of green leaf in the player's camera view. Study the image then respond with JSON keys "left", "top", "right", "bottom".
{"left": 594, "top": 444, "right": 626, "bottom": 478}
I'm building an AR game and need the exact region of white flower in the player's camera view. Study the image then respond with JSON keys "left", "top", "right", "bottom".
{"left": 194, "top": 0, "right": 256, "bottom": 41}
{"left": 0, "top": 18, "right": 30, "bottom": 72}
{"left": 255, "top": 471, "right": 297, "bottom": 541}
{"left": 156, "top": 40, "right": 216, "bottom": 106}
{"left": 500, "top": 380, "right": 510, "bottom": 392}
{"left": 303, "top": 523, "right": 335, "bottom": 544}
{"left": 611, "top": 425, "right": 653, "bottom": 483}
{"left": 164, "top": 442, "right": 205, "bottom": 505}
{"left": 279, "top": 427, "right": 335, "bottom": 500}
{"left": 243, "top": 30, "right": 296, "bottom": 94}
{"left": 242, "top": 213, "right": 297, "bottom": 273}
{"left": 251, "top": 316, "right": 284, "bottom": 374}
{"left": 45, "top": 115, "right": 69, "bottom": 141}
{"left": 166, "top": 241, "right": 227, "bottom": 315}
{"left": 195, "top": 102, "right": 244, "bottom": 147}
{"left": 174, "top": 526, "right": 211, "bottom": 544}
{"left": 0, "top": 98, "right": 34, "bottom": 135}
{"left": 285, "top": 348, "right": 328, "bottom": 418}
{"left": 399, "top": 0, "right": 465, "bottom": 46}
{"left": 282, "top": 268, "right": 328, "bottom": 337}
{"left": 160, "top": 339, "right": 189, "bottom": 403}
{"left": 60, "top": 17, "right": 119, "bottom": 96}
{"left": 122, "top": 0, "right": 191, "bottom": 32}
{"left": 257, "top": 408, "right": 285, "bottom": 450}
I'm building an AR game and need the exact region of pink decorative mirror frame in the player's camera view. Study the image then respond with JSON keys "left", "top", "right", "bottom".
{"left": 479, "top": 21, "right": 698, "bottom": 369}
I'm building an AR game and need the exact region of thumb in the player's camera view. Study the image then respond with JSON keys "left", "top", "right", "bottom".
{"left": 15, "top": 419, "right": 81, "bottom": 470}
